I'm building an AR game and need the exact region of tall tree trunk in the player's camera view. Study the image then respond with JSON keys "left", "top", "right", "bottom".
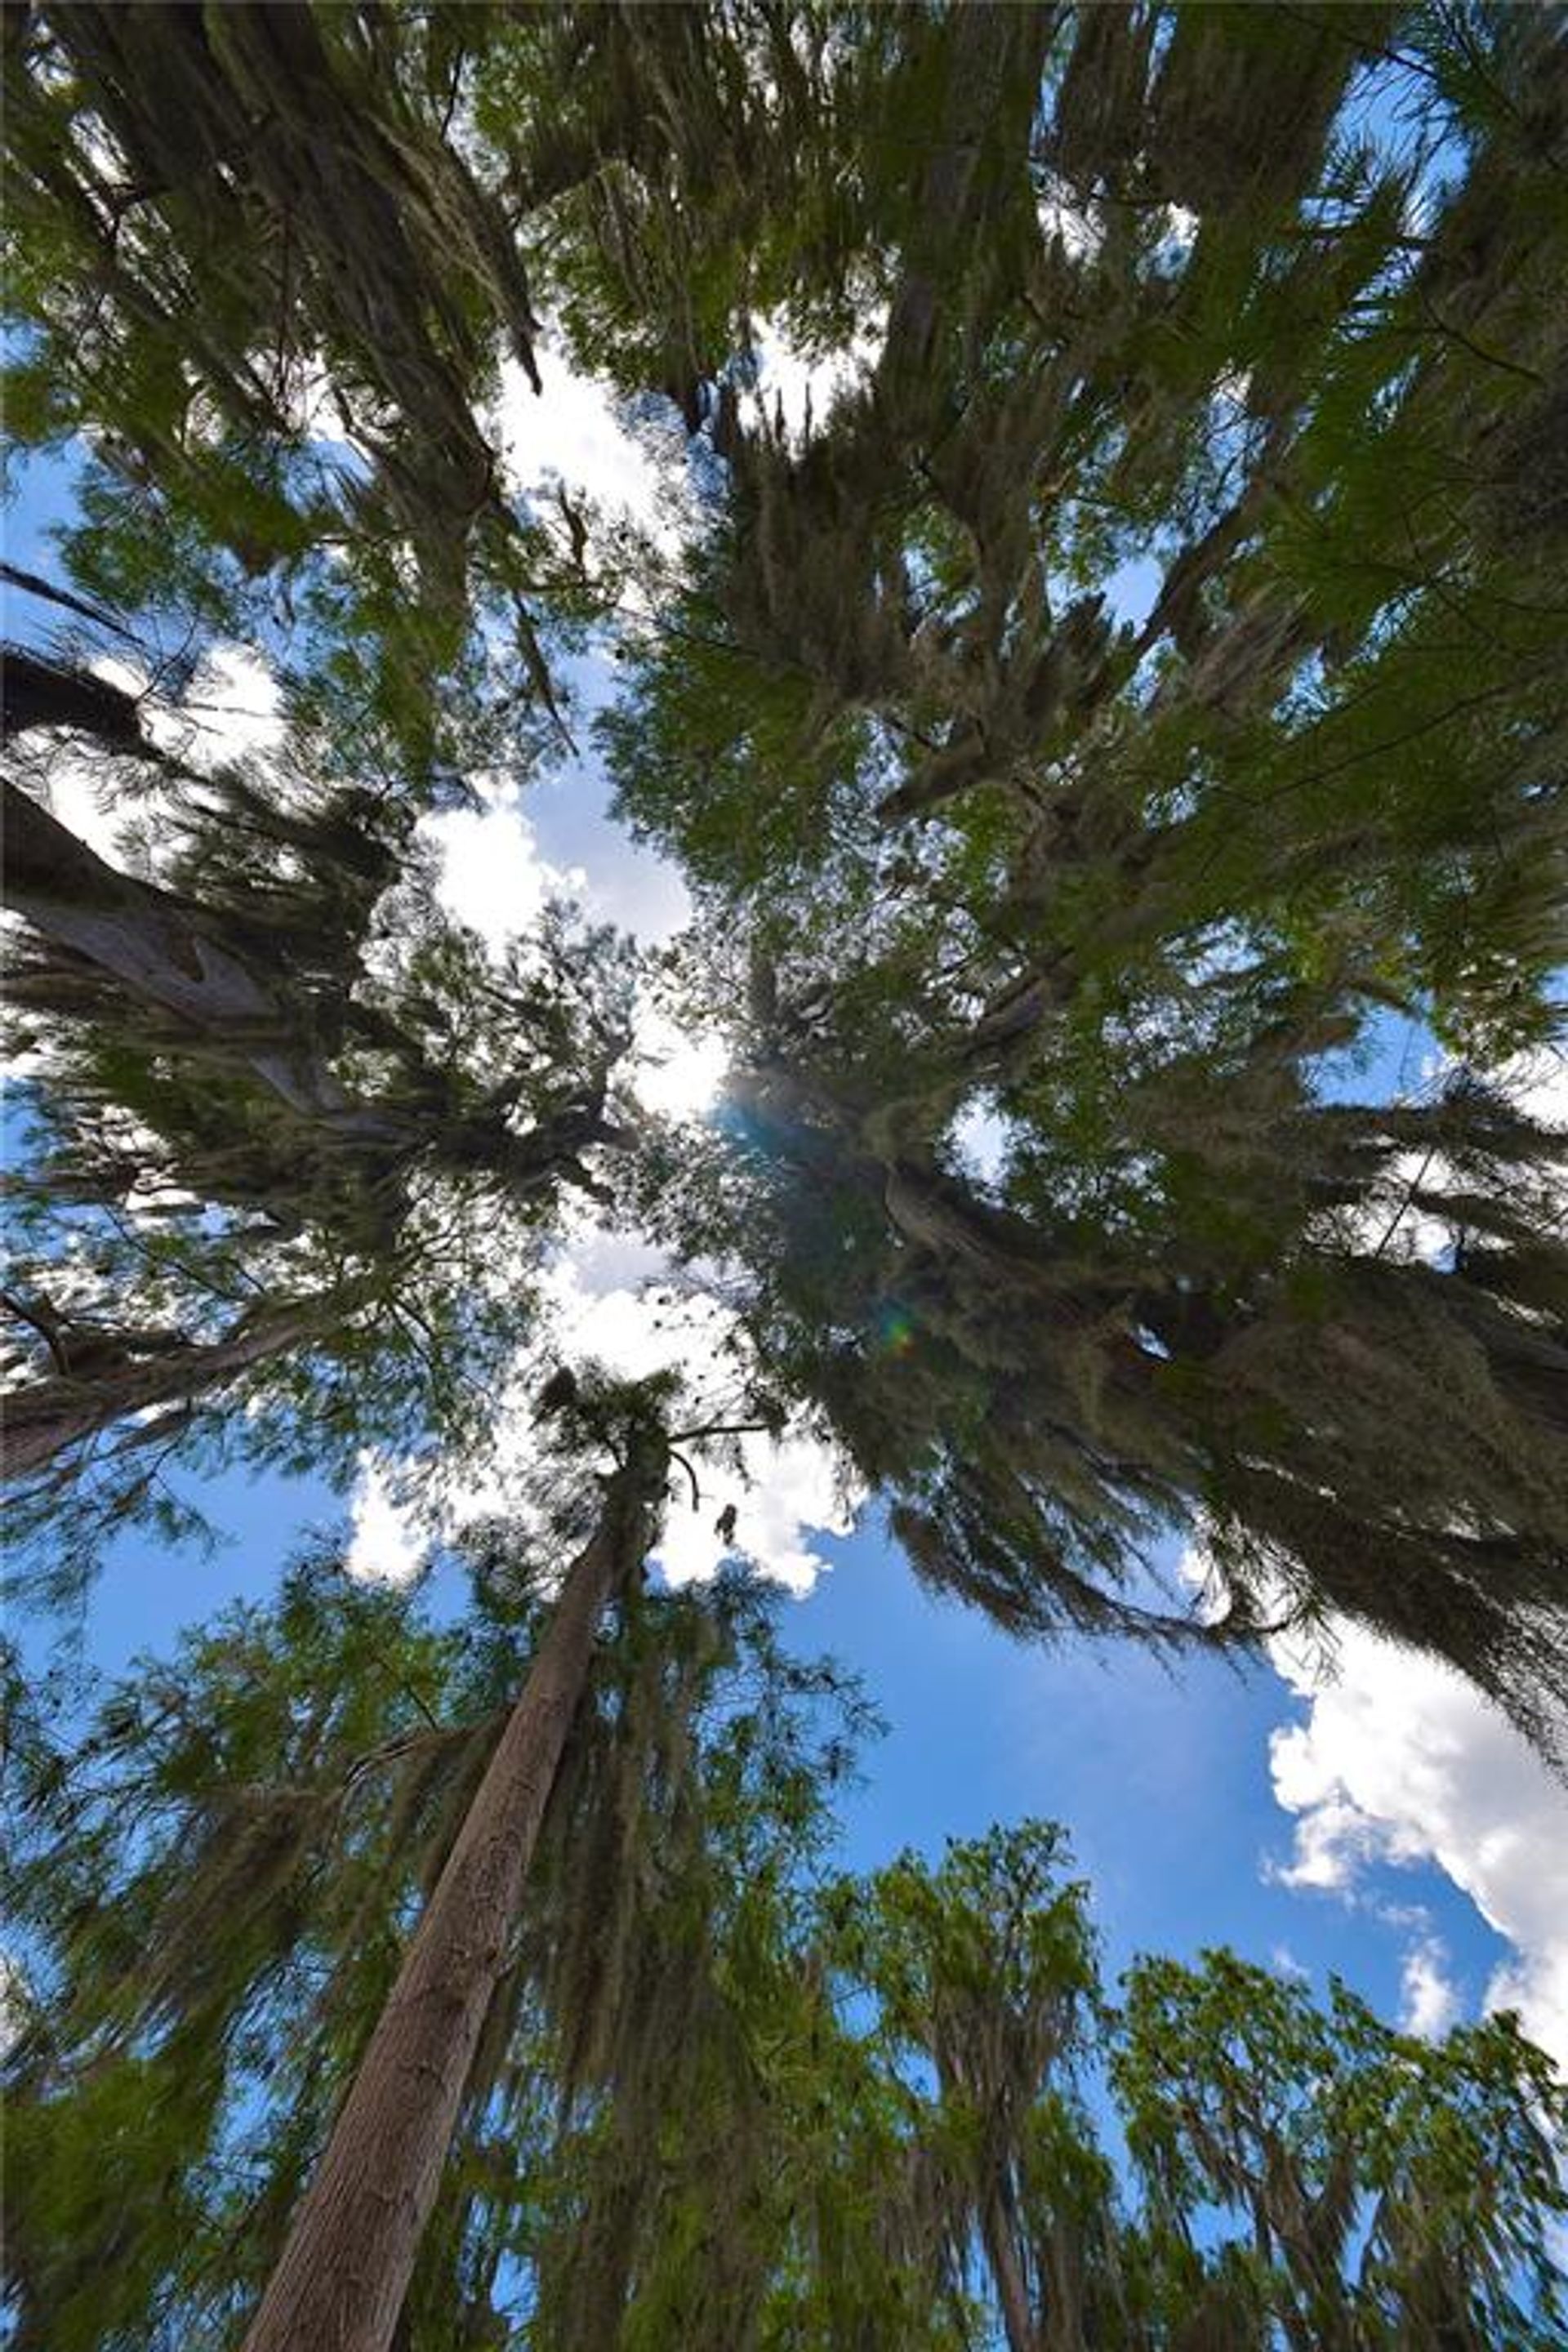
{"left": 981, "top": 2189, "right": 1040, "bottom": 2352}
{"left": 2, "top": 777, "right": 401, "bottom": 1136}
{"left": 239, "top": 1438, "right": 666, "bottom": 2352}
{"left": 1, "top": 1300, "right": 327, "bottom": 1481}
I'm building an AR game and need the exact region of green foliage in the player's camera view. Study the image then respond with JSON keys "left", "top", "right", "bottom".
{"left": 2, "top": 676, "right": 644, "bottom": 1590}
{"left": 7, "top": 13, "right": 1568, "bottom": 2332}
{"left": 581, "top": 2, "right": 1568, "bottom": 1750}
{"left": 2, "top": 1536, "right": 872, "bottom": 2352}
{"left": 1118, "top": 1949, "right": 1568, "bottom": 2350}
{"left": 11, "top": 1648, "right": 1565, "bottom": 2352}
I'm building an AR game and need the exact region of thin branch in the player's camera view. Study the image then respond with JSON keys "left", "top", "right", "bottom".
{"left": 671, "top": 1415, "right": 777, "bottom": 1446}
{"left": 668, "top": 1447, "right": 702, "bottom": 1510}
{"left": 1, "top": 561, "right": 140, "bottom": 642}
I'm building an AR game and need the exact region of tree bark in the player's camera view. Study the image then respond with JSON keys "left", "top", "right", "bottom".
{"left": 1, "top": 1301, "right": 325, "bottom": 1482}
{"left": 2, "top": 643, "right": 148, "bottom": 744}
{"left": 238, "top": 1439, "right": 666, "bottom": 2352}
{"left": 981, "top": 2187, "right": 1040, "bottom": 2352}
{"left": 2, "top": 777, "right": 403, "bottom": 1137}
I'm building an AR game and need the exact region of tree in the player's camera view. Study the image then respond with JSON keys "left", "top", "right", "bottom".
{"left": 2, "top": 0, "right": 558, "bottom": 752}
{"left": 1116, "top": 1945, "right": 1568, "bottom": 2350}
{"left": 817, "top": 1824, "right": 1110, "bottom": 2352}
{"left": 3, "top": 1459, "right": 870, "bottom": 2352}
{"left": 12, "top": 1640, "right": 1565, "bottom": 2352}
{"left": 2, "top": 656, "right": 640, "bottom": 1581}
{"left": 7, "top": 9, "right": 1568, "bottom": 2328}
{"left": 593, "top": 2, "right": 1568, "bottom": 1754}
{"left": 647, "top": 1015, "right": 1568, "bottom": 1758}
{"left": 782, "top": 1827, "right": 1566, "bottom": 2352}
{"left": 14, "top": 2, "right": 1563, "bottom": 1726}
{"left": 234, "top": 1383, "right": 671, "bottom": 2352}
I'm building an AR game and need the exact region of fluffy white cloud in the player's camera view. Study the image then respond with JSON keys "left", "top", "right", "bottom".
{"left": 343, "top": 1450, "right": 430, "bottom": 1588}
{"left": 415, "top": 724, "right": 694, "bottom": 959}
{"left": 1399, "top": 1931, "right": 1461, "bottom": 2040}
{"left": 24, "top": 740, "right": 125, "bottom": 861}
{"left": 948, "top": 1094, "right": 1009, "bottom": 1188}
{"left": 630, "top": 1000, "right": 730, "bottom": 1122}
{"left": 417, "top": 779, "right": 581, "bottom": 956}
{"left": 1158, "top": 203, "right": 1200, "bottom": 258}
{"left": 489, "top": 344, "right": 693, "bottom": 556}
{"left": 1267, "top": 1624, "right": 1568, "bottom": 2072}
{"left": 532, "top": 1243, "right": 858, "bottom": 1594}
{"left": 656, "top": 1419, "right": 853, "bottom": 1597}
{"left": 345, "top": 1222, "right": 858, "bottom": 1601}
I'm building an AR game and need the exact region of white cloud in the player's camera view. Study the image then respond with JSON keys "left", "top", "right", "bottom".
{"left": 489, "top": 343, "right": 693, "bottom": 556}
{"left": 532, "top": 1247, "right": 858, "bottom": 1593}
{"left": 345, "top": 1221, "right": 858, "bottom": 1601}
{"left": 949, "top": 1094, "right": 1008, "bottom": 1187}
{"left": 1267, "top": 1624, "right": 1568, "bottom": 2073}
{"left": 177, "top": 643, "right": 285, "bottom": 762}
{"left": 417, "top": 782, "right": 577, "bottom": 956}
{"left": 656, "top": 1415, "right": 855, "bottom": 1597}
{"left": 416, "top": 730, "right": 693, "bottom": 958}
{"left": 28, "top": 741, "right": 126, "bottom": 860}
{"left": 743, "top": 302, "right": 886, "bottom": 445}
{"left": 630, "top": 999, "right": 730, "bottom": 1122}
{"left": 344, "top": 1450, "right": 430, "bottom": 1588}
{"left": 93, "top": 641, "right": 285, "bottom": 771}
{"left": 1157, "top": 203, "right": 1200, "bottom": 260}
{"left": 1503, "top": 1043, "right": 1568, "bottom": 1134}
{"left": 1399, "top": 1932, "right": 1461, "bottom": 2039}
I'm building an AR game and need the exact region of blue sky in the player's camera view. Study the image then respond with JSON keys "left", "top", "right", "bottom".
{"left": 6, "top": 315, "right": 1566, "bottom": 2084}
{"left": 16, "top": 1448, "right": 1524, "bottom": 2051}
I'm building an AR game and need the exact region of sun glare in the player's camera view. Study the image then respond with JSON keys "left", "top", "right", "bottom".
{"left": 632, "top": 1009, "right": 729, "bottom": 1120}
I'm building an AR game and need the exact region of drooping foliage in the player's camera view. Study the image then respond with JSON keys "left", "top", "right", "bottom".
{"left": 2, "top": 4, "right": 1566, "bottom": 1700}
{"left": 7, "top": 1591, "right": 1563, "bottom": 2351}
{"left": 6, "top": 11, "right": 1567, "bottom": 2347}
{"left": 586, "top": 2, "right": 1568, "bottom": 1751}
{"left": 2, "top": 1525, "right": 872, "bottom": 2352}
{"left": 2, "top": 661, "right": 640, "bottom": 1589}
{"left": 1, "top": 0, "right": 580, "bottom": 766}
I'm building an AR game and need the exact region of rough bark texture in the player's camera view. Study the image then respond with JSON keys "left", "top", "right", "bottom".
{"left": 239, "top": 1442, "right": 665, "bottom": 2352}
{"left": 0, "top": 1303, "right": 321, "bottom": 1481}
{"left": 982, "top": 2192, "right": 1040, "bottom": 2352}
{"left": 2, "top": 777, "right": 399, "bottom": 1133}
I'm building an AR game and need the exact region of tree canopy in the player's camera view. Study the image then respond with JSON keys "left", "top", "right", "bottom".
{"left": 3, "top": 6, "right": 1566, "bottom": 2340}
{"left": 7, "top": 1556, "right": 1564, "bottom": 2349}
{"left": 7, "top": 0, "right": 1566, "bottom": 1735}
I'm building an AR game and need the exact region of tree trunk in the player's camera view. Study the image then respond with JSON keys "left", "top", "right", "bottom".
{"left": 1, "top": 642, "right": 148, "bottom": 745}
{"left": 2, "top": 778, "right": 401, "bottom": 1136}
{"left": 238, "top": 1441, "right": 666, "bottom": 2352}
{"left": 1, "top": 1302, "right": 325, "bottom": 1482}
{"left": 981, "top": 2188, "right": 1040, "bottom": 2352}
